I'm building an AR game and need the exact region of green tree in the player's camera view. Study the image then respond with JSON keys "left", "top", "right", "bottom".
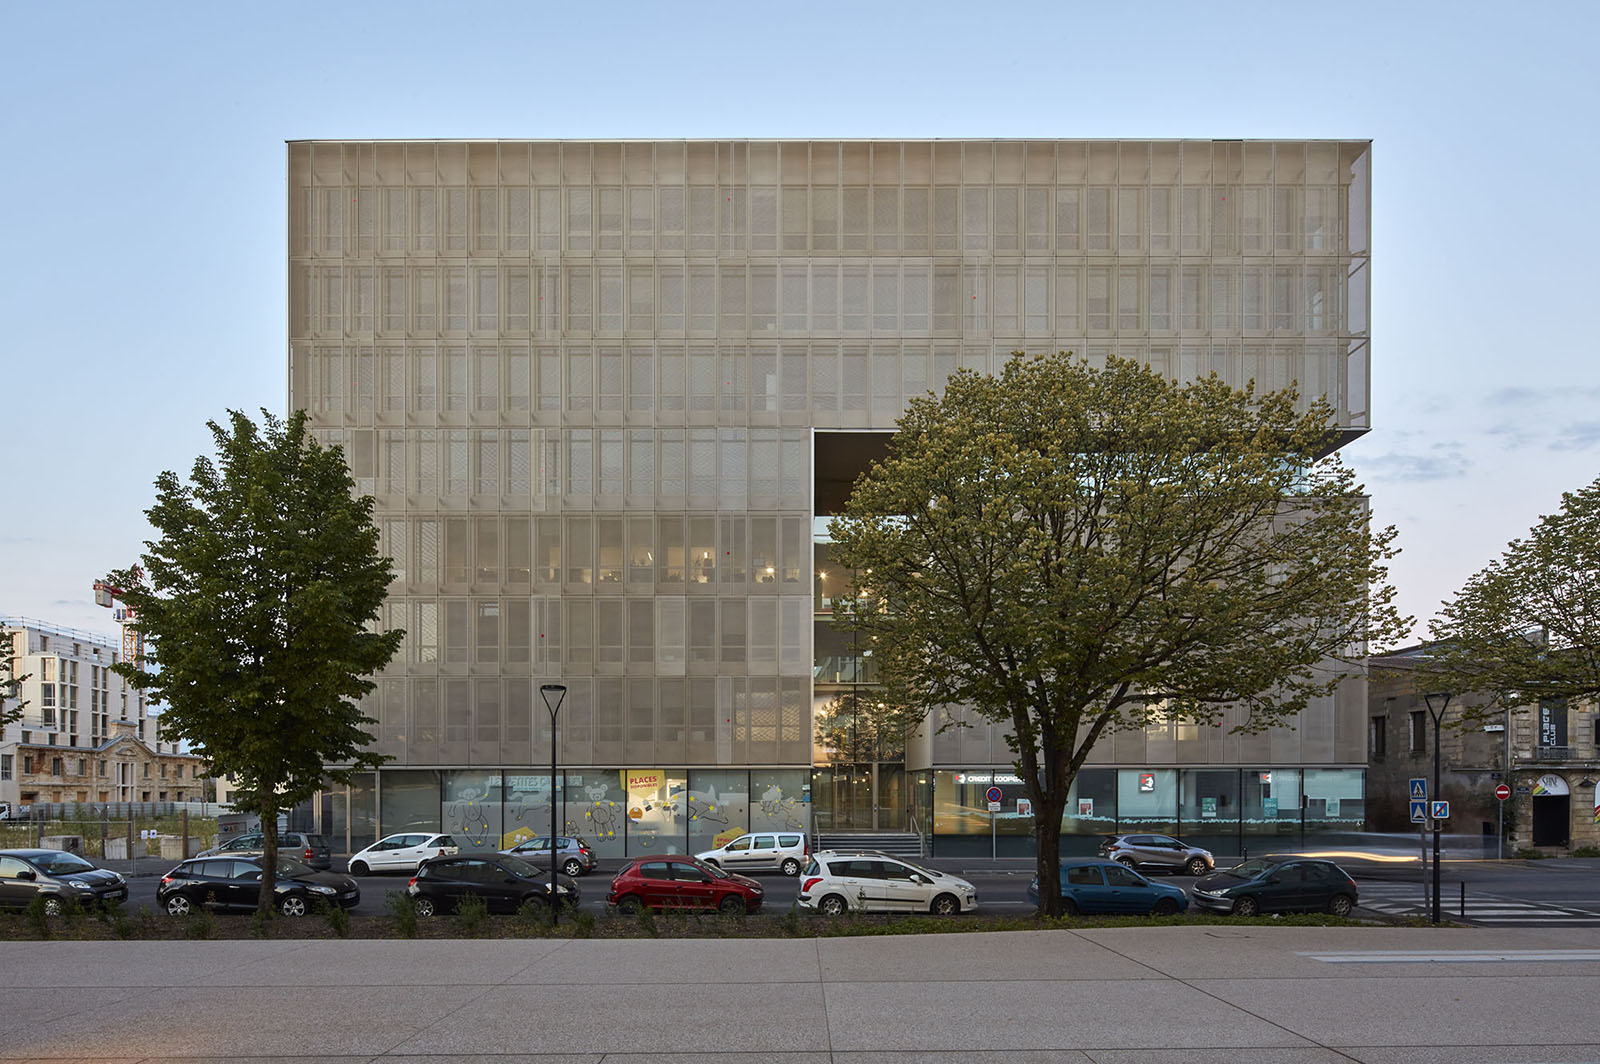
{"left": 107, "top": 410, "right": 401, "bottom": 913}
{"left": 1424, "top": 475, "right": 1600, "bottom": 714}
{"left": 828, "top": 353, "right": 1407, "bottom": 915}
{"left": 1, "top": 629, "right": 28, "bottom": 730}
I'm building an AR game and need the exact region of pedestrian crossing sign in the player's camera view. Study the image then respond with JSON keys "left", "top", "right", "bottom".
{"left": 1409, "top": 778, "right": 1428, "bottom": 799}
{"left": 1409, "top": 799, "right": 1428, "bottom": 823}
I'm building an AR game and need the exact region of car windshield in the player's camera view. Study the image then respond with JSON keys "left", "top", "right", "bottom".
{"left": 1225, "top": 858, "right": 1277, "bottom": 878}
{"left": 36, "top": 853, "right": 96, "bottom": 875}
{"left": 693, "top": 858, "right": 729, "bottom": 879}
{"left": 275, "top": 858, "right": 316, "bottom": 877}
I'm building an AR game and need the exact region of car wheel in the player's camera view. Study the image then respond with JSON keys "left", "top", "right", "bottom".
{"left": 412, "top": 896, "right": 436, "bottom": 917}
{"left": 1327, "top": 893, "right": 1355, "bottom": 917}
{"left": 1059, "top": 896, "right": 1079, "bottom": 917}
{"left": 930, "top": 893, "right": 960, "bottom": 916}
{"left": 165, "top": 894, "right": 193, "bottom": 917}
{"left": 616, "top": 895, "right": 644, "bottom": 914}
{"left": 1114, "top": 856, "right": 1137, "bottom": 870}
{"left": 1153, "top": 898, "right": 1180, "bottom": 917}
{"left": 521, "top": 894, "right": 550, "bottom": 913}
{"left": 1232, "top": 896, "right": 1260, "bottom": 917}
{"left": 279, "top": 894, "right": 309, "bottom": 918}
{"left": 41, "top": 896, "right": 64, "bottom": 918}
{"left": 780, "top": 857, "right": 801, "bottom": 877}
{"left": 1186, "top": 857, "right": 1210, "bottom": 877}
{"left": 718, "top": 894, "right": 747, "bottom": 915}
{"left": 819, "top": 894, "right": 848, "bottom": 917}
{"left": 562, "top": 858, "right": 584, "bottom": 878}
{"left": 349, "top": 860, "right": 369, "bottom": 876}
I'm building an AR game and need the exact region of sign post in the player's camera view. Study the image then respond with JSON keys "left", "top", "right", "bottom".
{"left": 1495, "top": 783, "right": 1510, "bottom": 861}
{"left": 1410, "top": 779, "right": 1429, "bottom": 913}
{"left": 986, "top": 786, "right": 1003, "bottom": 859}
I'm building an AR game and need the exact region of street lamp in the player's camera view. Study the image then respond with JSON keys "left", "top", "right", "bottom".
{"left": 1423, "top": 690, "right": 1452, "bottom": 925}
{"left": 539, "top": 683, "right": 567, "bottom": 924}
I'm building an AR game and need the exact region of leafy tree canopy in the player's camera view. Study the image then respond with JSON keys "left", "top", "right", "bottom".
{"left": 828, "top": 353, "right": 1407, "bottom": 914}
{"left": 107, "top": 409, "right": 401, "bottom": 910}
{"left": 1424, "top": 474, "right": 1600, "bottom": 713}
{"left": 1, "top": 629, "right": 29, "bottom": 730}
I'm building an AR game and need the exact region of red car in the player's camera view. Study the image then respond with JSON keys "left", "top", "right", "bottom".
{"left": 607, "top": 854, "right": 764, "bottom": 914}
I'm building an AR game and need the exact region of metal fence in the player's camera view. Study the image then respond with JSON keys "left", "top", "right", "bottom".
{"left": 0, "top": 810, "right": 220, "bottom": 859}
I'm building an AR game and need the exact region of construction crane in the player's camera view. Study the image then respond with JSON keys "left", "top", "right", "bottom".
{"left": 93, "top": 570, "right": 143, "bottom": 670}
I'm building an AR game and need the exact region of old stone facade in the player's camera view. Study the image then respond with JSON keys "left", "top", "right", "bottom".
{"left": 1368, "top": 644, "right": 1599, "bottom": 853}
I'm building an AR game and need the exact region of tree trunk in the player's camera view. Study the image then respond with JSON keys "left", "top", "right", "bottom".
{"left": 1031, "top": 779, "right": 1069, "bottom": 917}
{"left": 258, "top": 800, "right": 279, "bottom": 916}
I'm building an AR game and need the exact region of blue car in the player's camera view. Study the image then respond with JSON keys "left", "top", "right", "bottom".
{"left": 1028, "top": 858, "right": 1189, "bottom": 916}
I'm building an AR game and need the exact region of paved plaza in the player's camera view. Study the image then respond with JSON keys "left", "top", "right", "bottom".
{"left": 4, "top": 925, "right": 1600, "bottom": 1063}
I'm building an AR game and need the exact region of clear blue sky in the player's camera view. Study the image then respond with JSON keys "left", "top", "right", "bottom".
{"left": 3, "top": 0, "right": 1596, "bottom": 643}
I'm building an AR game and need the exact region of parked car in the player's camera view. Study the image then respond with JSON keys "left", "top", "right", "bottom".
{"left": 0, "top": 849, "right": 128, "bottom": 915}
{"left": 607, "top": 854, "right": 764, "bottom": 914}
{"left": 158, "top": 855, "right": 359, "bottom": 917}
{"left": 347, "top": 833, "right": 459, "bottom": 875}
{"left": 498, "top": 835, "right": 597, "bottom": 877}
{"left": 797, "top": 851, "right": 977, "bottom": 916}
{"left": 198, "top": 831, "right": 332, "bottom": 870}
{"left": 695, "top": 831, "right": 809, "bottom": 876}
{"left": 1098, "top": 834, "right": 1214, "bottom": 876}
{"left": 1027, "top": 858, "right": 1189, "bottom": 916}
{"left": 408, "top": 852, "right": 579, "bottom": 916}
{"left": 1191, "top": 855, "right": 1359, "bottom": 916}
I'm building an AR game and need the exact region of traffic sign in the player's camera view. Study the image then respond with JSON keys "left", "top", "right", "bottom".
{"left": 1495, "top": 784, "right": 1511, "bottom": 801}
{"left": 1409, "top": 778, "right": 1428, "bottom": 800}
{"left": 1431, "top": 800, "right": 1450, "bottom": 820}
{"left": 1409, "top": 799, "right": 1428, "bottom": 823}
{"left": 985, "top": 786, "right": 1004, "bottom": 803}
{"left": 987, "top": 801, "right": 1002, "bottom": 812}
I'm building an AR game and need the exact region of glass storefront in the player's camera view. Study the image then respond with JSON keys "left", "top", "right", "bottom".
{"left": 929, "top": 766, "right": 1366, "bottom": 858}
{"left": 359, "top": 767, "right": 811, "bottom": 858}
{"left": 379, "top": 769, "right": 441, "bottom": 835}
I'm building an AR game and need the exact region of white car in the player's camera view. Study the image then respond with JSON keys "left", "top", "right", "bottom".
{"left": 797, "top": 851, "right": 978, "bottom": 915}
{"left": 347, "top": 833, "right": 459, "bottom": 875}
{"left": 695, "top": 831, "right": 809, "bottom": 876}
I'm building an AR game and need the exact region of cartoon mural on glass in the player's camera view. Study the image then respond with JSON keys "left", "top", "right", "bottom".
{"left": 501, "top": 773, "right": 557, "bottom": 849}
{"left": 687, "top": 770, "right": 749, "bottom": 852}
{"left": 750, "top": 770, "right": 811, "bottom": 833}
{"left": 442, "top": 770, "right": 503, "bottom": 850}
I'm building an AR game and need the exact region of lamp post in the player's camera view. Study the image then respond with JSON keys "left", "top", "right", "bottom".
{"left": 539, "top": 683, "right": 566, "bottom": 924}
{"left": 1423, "top": 691, "right": 1452, "bottom": 925}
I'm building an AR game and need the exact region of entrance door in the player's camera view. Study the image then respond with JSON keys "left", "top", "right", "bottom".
{"left": 1532, "top": 795, "right": 1571, "bottom": 846}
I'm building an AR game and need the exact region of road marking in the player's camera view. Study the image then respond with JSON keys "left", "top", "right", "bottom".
{"left": 1302, "top": 950, "right": 1600, "bottom": 963}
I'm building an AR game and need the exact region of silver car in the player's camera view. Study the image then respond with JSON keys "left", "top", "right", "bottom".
{"left": 1098, "top": 833, "right": 1214, "bottom": 876}
{"left": 695, "top": 831, "right": 809, "bottom": 876}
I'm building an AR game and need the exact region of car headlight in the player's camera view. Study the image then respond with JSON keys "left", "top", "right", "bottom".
{"left": 67, "top": 879, "right": 92, "bottom": 891}
{"left": 309, "top": 885, "right": 337, "bottom": 894}
{"left": 555, "top": 884, "right": 573, "bottom": 894}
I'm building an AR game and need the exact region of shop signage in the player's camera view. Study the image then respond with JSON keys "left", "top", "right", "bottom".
{"left": 1138, "top": 773, "right": 1155, "bottom": 793}
{"left": 1077, "top": 798, "right": 1094, "bottom": 817}
{"left": 625, "top": 769, "right": 665, "bottom": 793}
{"left": 1016, "top": 799, "right": 1032, "bottom": 817}
{"left": 1263, "top": 798, "right": 1278, "bottom": 818}
{"left": 1200, "top": 797, "right": 1217, "bottom": 819}
{"left": 1532, "top": 774, "right": 1570, "bottom": 797}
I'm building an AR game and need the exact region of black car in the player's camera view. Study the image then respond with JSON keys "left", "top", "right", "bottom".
{"left": 407, "top": 852, "right": 579, "bottom": 917}
{"left": 198, "top": 831, "right": 333, "bottom": 871}
{"left": 0, "top": 849, "right": 128, "bottom": 915}
{"left": 1191, "top": 855, "right": 1360, "bottom": 916}
{"left": 158, "top": 855, "right": 360, "bottom": 917}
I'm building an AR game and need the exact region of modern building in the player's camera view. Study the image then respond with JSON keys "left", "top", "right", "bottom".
{"left": 1369, "top": 644, "right": 1599, "bottom": 854}
{"left": 289, "top": 138, "right": 1373, "bottom": 858}
{"left": 1, "top": 618, "right": 206, "bottom": 811}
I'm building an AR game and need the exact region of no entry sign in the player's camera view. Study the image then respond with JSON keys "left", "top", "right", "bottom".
{"left": 1495, "top": 784, "right": 1511, "bottom": 801}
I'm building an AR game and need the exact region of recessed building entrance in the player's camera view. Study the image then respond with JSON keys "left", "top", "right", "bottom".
{"left": 1531, "top": 773, "right": 1571, "bottom": 847}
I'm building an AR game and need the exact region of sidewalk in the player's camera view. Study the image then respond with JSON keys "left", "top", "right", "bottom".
{"left": 3, "top": 925, "right": 1600, "bottom": 1061}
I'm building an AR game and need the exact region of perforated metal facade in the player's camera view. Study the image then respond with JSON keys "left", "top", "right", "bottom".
{"left": 288, "top": 139, "right": 1373, "bottom": 845}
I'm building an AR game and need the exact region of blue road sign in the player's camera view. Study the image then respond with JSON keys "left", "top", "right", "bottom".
{"left": 985, "top": 786, "right": 1004, "bottom": 804}
{"left": 1431, "top": 800, "right": 1450, "bottom": 820}
{"left": 1409, "top": 778, "right": 1428, "bottom": 799}
{"left": 1409, "top": 799, "right": 1428, "bottom": 823}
